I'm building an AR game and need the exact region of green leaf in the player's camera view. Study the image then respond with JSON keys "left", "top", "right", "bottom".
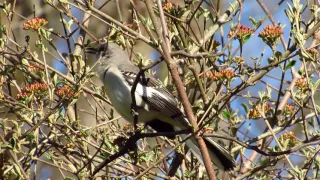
{"left": 285, "top": 60, "right": 296, "bottom": 70}
{"left": 141, "top": 151, "right": 154, "bottom": 166}
{"left": 163, "top": 75, "right": 169, "bottom": 86}
{"left": 50, "top": 71, "right": 57, "bottom": 86}
{"left": 26, "top": 134, "right": 35, "bottom": 142}
{"left": 13, "top": 164, "right": 22, "bottom": 177}
{"left": 35, "top": 40, "right": 48, "bottom": 52}
{"left": 242, "top": 34, "right": 251, "bottom": 44}
{"left": 67, "top": 163, "right": 77, "bottom": 172}
{"left": 0, "top": 25, "right": 6, "bottom": 33}
{"left": 298, "top": 69, "right": 304, "bottom": 76}
{"left": 9, "top": 138, "right": 16, "bottom": 148}
{"left": 65, "top": 177, "right": 76, "bottom": 180}
{"left": 309, "top": 79, "right": 315, "bottom": 90}
{"left": 222, "top": 110, "right": 230, "bottom": 119}
{"left": 21, "top": 58, "right": 30, "bottom": 66}
{"left": 196, "top": 109, "right": 204, "bottom": 116}
{"left": 203, "top": 10, "right": 210, "bottom": 19}
{"left": 316, "top": 105, "right": 320, "bottom": 113}
{"left": 185, "top": 169, "right": 190, "bottom": 177}
{"left": 313, "top": 79, "right": 320, "bottom": 91}
{"left": 80, "top": 129, "right": 89, "bottom": 137}
{"left": 285, "top": 9, "right": 293, "bottom": 22}
{"left": 44, "top": 153, "right": 53, "bottom": 160}
{"left": 39, "top": 28, "right": 52, "bottom": 41}
{"left": 249, "top": 16, "right": 262, "bottom": 29}
{"left": 259, "top": 159, "right": 266, "bottom": 166}
{"left": 1, "top": 143, "right": 12, "bottom": 149}
{"left": 180, "top": 10, "right": 191, "bottom": 21}
{"left": 230, "top": 126, "right": 238, "bottom": 136}
{"left": 0, "top": 38, "right": 5, "bottom": 49}
{"left": 145, "top": 151, "right": 154, "bottom": 162}
{"left": 274, "top": 51, "right": 283, "bottom": 59}
{"left": 308, "top": 121, "right": 314, "bottom": 128}
{"left": 241, "top": 103, "right": 249, "bottom": 114}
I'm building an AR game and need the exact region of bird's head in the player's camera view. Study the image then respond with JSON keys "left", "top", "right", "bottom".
{"left": 86, "top": 42, "right": 130, "bottom": 78}
{"left": 86, "top": 42, "right": 127, "bottom": 61}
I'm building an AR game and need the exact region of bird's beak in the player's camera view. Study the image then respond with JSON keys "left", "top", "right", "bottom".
{"left": 85, "top": 43, "right": 109, "bottom": 54}
{"left": 85, "top": 47, "right": 98, "bottom": 54}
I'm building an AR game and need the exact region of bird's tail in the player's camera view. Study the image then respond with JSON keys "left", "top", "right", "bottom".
{"left": 178, "top": 131, "right": 235, "bottom": 171}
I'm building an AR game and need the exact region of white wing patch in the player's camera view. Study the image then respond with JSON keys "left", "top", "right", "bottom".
{"left": 121, "top": 70, "right": 189, "bottom": 128}
{"left": 135, "top": 83, "right": 170, "bottom": 102}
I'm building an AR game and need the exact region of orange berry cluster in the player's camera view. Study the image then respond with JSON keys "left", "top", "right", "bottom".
{"left": 27, "top": 65, "right": 44, "bottom": 74}
{"left": 16, "top": 92, "right": 29, "bottom": 100}
{"left": 124, "top": 23, "right": 138, "bottom": 31}
{"left": 283, "top": 104, "right": 295, "bottom": 117}
{"left": 258, "top": 25, "right": 283, "bottom": 50}
{"left": 23, "top": 83, "right": 48, "bottom": 93}
{"left": 23, "top": 17, "right": 48, "bottom": 31}
{"left": 295, "top": 78, "right": 308, "bottom": 90}
{"left": 16, "top": 83, "right": 48, "bottom": 100}
{"left": 279, "top": 131, "right": 299, "bottom": 147}
{"left": 122, "top": 123, "right": 132, "bottom": 131}
{"left": 55, "top": 85, "right": 77, "bottom": 98}
{"left": 232, "top": 56, "right": 244, "bottom": 65}
{"left": 201, "top": 128, "right": 213, "bottom": 134}
{"left": 206, "top": 68, "right": 236, "bottom": 81}
{"left": 27, "top": 65, "right": 39, "bottom": 72}
{"left": 249, "top": 104, "right": 272, "bottom": 119}
{"left": 227, "top": 25, "right": 285, "bottom": 50}
{"left": 258, "top": 25, "right": 283, "bottom": 39}
{"left": 163, "top": 2, "right": 174, "bottom": 12}
{"left": 228, "top": 25, "right": 254, "bottom": 40}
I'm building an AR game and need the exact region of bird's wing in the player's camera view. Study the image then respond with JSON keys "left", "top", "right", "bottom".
{"left": 120, "top": 69, "right": 190, "bottom": 128}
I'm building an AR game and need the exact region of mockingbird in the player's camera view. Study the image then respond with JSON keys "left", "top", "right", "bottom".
{"left": 87, "top": 42, "right": 235, "bottom": 171}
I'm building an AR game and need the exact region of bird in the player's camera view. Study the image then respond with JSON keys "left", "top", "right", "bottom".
{"left": 87, "top": 42, "right": 235, "bottom": 171}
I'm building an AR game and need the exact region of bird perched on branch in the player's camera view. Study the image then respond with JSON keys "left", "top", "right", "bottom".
{"left": 87, "top": 42, "right": 235, "bottom": 171}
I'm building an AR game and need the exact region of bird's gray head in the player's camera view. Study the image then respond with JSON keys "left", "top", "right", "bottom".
{"left": 86, "top": 42, "right": 127, "bottom": 60}
{"left": 87, "top": 42, "right": 130, "bottom": 77}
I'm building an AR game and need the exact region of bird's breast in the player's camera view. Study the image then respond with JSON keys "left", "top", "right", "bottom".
{"left": 101, "top": 66, "right": 162, "bottom": 123}
{"left": 102, "top": 66, "right": 133, "bottom": 120}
